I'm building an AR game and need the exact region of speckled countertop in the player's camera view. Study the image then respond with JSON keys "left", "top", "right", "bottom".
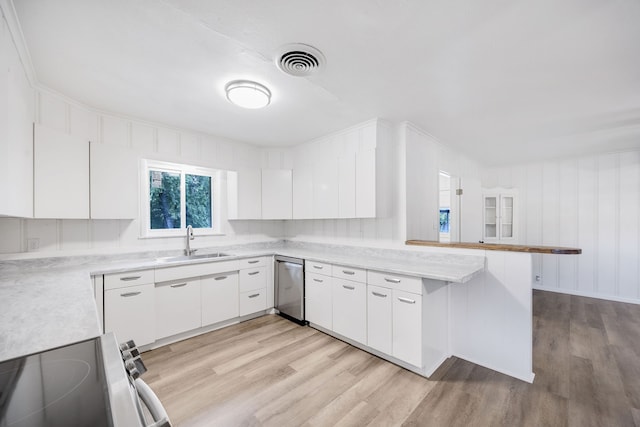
{"left": 0, "top": 240, "right": 485, "bottom": 362}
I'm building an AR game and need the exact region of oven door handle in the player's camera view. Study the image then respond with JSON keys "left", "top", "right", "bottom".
{"left": 134, "top": 378, "right": 172, "bottom": 427}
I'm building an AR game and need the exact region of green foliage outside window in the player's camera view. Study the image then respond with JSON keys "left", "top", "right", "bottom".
{"left": 150, "top": 171, "right": 181, "bottom": 229}
{"left": 186, "top": 174, "right": 212, "bottom": 228}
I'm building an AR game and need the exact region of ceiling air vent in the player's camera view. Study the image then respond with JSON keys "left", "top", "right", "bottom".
{"left": 275, "top": 43, "right": 325, "bottom": 77}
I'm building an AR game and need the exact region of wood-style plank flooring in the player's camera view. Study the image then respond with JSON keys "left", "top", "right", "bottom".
{"left": 143, "top": 290, "right": 640, "bottom": 426}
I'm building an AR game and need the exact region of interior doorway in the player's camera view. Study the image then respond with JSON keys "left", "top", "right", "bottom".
{"left": 439, "top": 171, "right": 460, "bottom": 243}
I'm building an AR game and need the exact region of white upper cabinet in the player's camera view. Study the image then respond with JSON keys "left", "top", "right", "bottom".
{"left": 227, "top": 169, "right": 262, "bottom": 220}
{"left": 482, "top": 188, "right": 518, "bottom": 243}
{"left": 292, "top": 165, "right": 313, "bottom": 219}
{"left": 355, "top": 148, "right": 376, "bottom": 218}
{"left": 90, "top": 142, "right": 138, "bottom": 219}
{"left": 34, "top": 124, "right": 90, "bottom": 219}
{"left": 313, "top": 156, "right": 339, "bottom": 218}
{"left": 261, "top": 169, "right": 292, "bottom": 219}
{"left": 338, "top": 153, "right": 356, "bottom": 218}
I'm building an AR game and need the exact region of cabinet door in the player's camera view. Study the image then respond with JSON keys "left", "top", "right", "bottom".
{"left": 155, "top": 278, "right": 201, "bottom": 339}
{"left": 104, "top": 283, "right": 155, "bottom": 346}
{"left": 34, "top": 124, "right": 89, "bottom": 218}
{"left": 483, "top": 196, "right": 498, "bottom": 240}
{"left": 367, "top": 285, "right": 392, "bottom": 354}
{"left": 262, "top": 169, "right": 292, "bottom": 219}
{"left": 355, "top": 148, "right": 376, "bottom": 218}
{"left": 305, "top": 273, "right": 333, "bottom": 330}
{"left": 338, "top": 153, "right": 356, "bottom": 218}
{"left": 90, "top": 142, "right": 138, "bottom": 219}
{"left": 392, "top": 289, "right": 422, "bottom": 367}
{"left": 201, "top": 272, "right": 239, "bottom": 326}
{"left": 332, "top": 278, "right": 367, "bottom": 344}
{"left": 227, "top": 169, "right": 261, "bottom": 219}
{"left": 292, "top": 166, "right": 313, "bottom": 219}
{"left": 500, "top": 195, "right": 514, "bottom": 239}
{"left": 312, "top": 158, "right": 339, "bottom": 218}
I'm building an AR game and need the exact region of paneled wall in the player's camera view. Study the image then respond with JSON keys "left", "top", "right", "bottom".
{"left": 0, "top": 89, "right": 284, "bottom": 256}
{"left": 482, "top": 150, "right": 640, "bottom": 303}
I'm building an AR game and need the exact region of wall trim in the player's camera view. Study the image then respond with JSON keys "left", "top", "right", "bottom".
{"left": 0, "top": 0, "right": 37, "bottom": 85}
{"left": 533, "top": 284, "right": 640, "bottom": 306}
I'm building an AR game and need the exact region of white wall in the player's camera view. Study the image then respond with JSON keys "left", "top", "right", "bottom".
{"left": 0, "top": 89, "right": 284, "bottom": 256}
{"left": 482, "top": 150, "right": 640, "bottom": 303}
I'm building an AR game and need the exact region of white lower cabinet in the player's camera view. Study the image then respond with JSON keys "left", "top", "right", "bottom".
{"left": 155, "top": 278, "right": 201, "bottom": 340}
{"left": 332, "top": 278, "right": 367, "bottom": 344}
{"left": 240, "top": 289, "right": 267, "bottom": 316}
{"left": 201, "top": 272, "right": 239, "bottom": 326}
{"left": 104, "top": 283, "right": 155, "bottom": 346}
{"left": 367, "top": 284, "right": 392, "bottom": 354}
{"left": 305, "top": 272, "right": 332, "bottom": 330}
{"left": 392, "top": 289, "right": 423, "bottom": 367}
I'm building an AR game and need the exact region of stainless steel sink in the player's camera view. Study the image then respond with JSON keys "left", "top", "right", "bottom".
{"left": 155, "top": 253, "right": 231, "bottom": 263}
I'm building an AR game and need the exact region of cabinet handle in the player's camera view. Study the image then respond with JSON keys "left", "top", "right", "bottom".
{"left": 313, "top": 265, "right": 323, "bottom": 269}
{"left": 313, "top": 278, "right": 323, "bottom": 283}
{"left": 248, "top": 293, "right": 260, "bottom": 298}
{"left": 372, "top": 291, "right": 387, "bottom": 298}
{"left": 398, "top": 297, "right": 416, "bottom": 304}
{"left": 343, "top": 285, "right": 355, "bottom": 290}
{"left": 120, "top": 291, "right": 141, "bottom": 297}
{"left": 248, "top": 260, "right": 260, "bottom": 264}
{"left": 342, "top": 270, "right": 355, "bottom": 275}
{"left": 120, "top": 276, "right": 141, "bottom": 281}
{"left": 248, "top": 271, "right": 260, "bottom": 276}
{"left": 384, "top": 278, "right": 401, "bottom": 284}
{"left": 214, "top": 276, "right": 227, "bottom": 281}
{"left": 170, "top": 283, "right": 187, "bottom": 288}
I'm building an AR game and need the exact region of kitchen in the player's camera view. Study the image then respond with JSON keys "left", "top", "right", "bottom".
{"left": 1, "top": 1, "right": 639, "bottom": 426}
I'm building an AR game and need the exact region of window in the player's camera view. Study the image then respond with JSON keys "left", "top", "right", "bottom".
{"left": 142, "top": 160, "right": 220, "bottom": 237}
{"left": 439, "top": 209, "right": 450, "bottom": 233}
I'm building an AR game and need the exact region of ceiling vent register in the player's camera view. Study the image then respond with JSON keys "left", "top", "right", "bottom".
{"left": 275, "top": 43, "right": 325, "bottom": 77}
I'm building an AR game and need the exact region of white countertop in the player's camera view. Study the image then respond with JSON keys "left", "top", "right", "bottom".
{"left": 0, "top": 241, "right": 485, "bottom": 362}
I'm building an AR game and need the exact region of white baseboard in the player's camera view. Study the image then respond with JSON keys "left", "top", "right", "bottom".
{"left": 533, "top": 285, "right": 640, "bottom": 306}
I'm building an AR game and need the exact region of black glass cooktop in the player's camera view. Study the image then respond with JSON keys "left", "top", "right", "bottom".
{"left": 0, "top": 337, "right": 112, "bottom": 427}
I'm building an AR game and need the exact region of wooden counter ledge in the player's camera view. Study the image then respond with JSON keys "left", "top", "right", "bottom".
{"left": 406, "top": 240, "right": 582, "bottom": 255}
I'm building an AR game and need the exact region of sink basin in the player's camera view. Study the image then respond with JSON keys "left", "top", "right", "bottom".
{"left": 155, "top": 253, "right": 231, "bottom": 263}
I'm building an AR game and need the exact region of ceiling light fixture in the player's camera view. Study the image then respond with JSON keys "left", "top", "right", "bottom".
{"left": 225, "top": 80, "right": 271, "bottom": 109}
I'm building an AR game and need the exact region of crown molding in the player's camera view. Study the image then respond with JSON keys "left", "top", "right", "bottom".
{"left": 0, "top": 0, "right": 37, "bottom": 86}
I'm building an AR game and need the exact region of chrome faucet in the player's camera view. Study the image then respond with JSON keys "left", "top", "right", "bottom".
{"left": 185, "top": 225, "right": 197, "bottom": 256}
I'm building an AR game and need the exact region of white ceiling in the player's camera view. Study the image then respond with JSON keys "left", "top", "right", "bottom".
{"left": 11, "top": 0, "right": 640, "bottom": 166}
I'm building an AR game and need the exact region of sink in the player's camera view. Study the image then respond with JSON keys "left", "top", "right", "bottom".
{"left": 155, "top": 253, "right": 231, "bottom": 263}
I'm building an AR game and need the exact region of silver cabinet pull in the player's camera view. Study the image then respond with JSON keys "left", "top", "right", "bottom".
{"left": 313, "top": 265, "right": 323, "bottom": 269}
{"left": 313, "top": 278, "right": 323, "bottom": 283}
{"left": 248, "top": 271, "right": 260, "bottom": 276}
{"left": 120, "top": 291, "right": 141, "bottom": 297}
{"left": 372, "top": 291, "right": 387, "bottom": 298}
{"left": 398, "top": 297, "right": 416, "bottom": 304}
{"left": 342, "top": 270, "right": 355, "bottom": 275}
{"left": 120, "top": 276, "right": 141, "bottom": 281}
{"left": 343, "top": 284, "right": 355, "bottom": 290}
{"left": 170, "top": 283, "right": 187, "bottom": 288}
{"left": 248, "top": 260, "right": 260, "bottom": 264}
{"left": 214, "top": 276, "right": 227, "bottom": 281}
{"left": 248, "top": 293, "right": 260, "bottom": 298}
{"left": 384, "top": 278, "right": 401, "bottom": 284}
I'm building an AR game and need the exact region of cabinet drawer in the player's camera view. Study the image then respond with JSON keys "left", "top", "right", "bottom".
{"left": 239, "top": 266, "right": 267, "bottom": 292}
{"left": 155, "top": 260, "right": 239, "bottom": 283}
{"left": 240, "top": 289, "right": 267, "bottom": 316}
{"left": 104, "top": 283, "right": 155, "bottom": 346}
{"left": 238, "top": 256, "right": 267, "bottom": 269}
{"left": 367, "top": 270, "right": 422, "bottom": 295}
{"left": 332, "top": 265, "right": 366, "bottom": 283}
{"left": 104, "top": 269, "right": 154, "bottom": 290}
{"left": 306, "top": 260, "right": 332, "bottom": 276}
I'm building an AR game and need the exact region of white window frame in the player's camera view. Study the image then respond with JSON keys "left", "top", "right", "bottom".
{"left": 141, "top": 159, "right": 222, "bottom": 238}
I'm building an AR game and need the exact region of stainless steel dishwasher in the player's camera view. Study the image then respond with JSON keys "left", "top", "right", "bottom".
{"left": 275, "top": 255, "right": 306, "bottom": 325}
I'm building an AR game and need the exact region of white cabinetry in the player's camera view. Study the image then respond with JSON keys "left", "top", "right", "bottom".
{"left": 34, "top": 124, "right": 89, "bottom": 218}
{"left": 305, "top": 261, "right": 333, "bottom": 330}
{"left": 367, "top": 284, "right": 392, "bottom": 354}
{"left": 155, "top": 278, "right": 201, "bottom": 340}
{"left": 292, "top": 166, "right": 313, "bottom": 219}
{"left": 312, "top": 158, "right": 339, "bottom": 218}
{"left": 103, "top": 269, "right": 155, "bottom": 346}
{"left": 239, "top": 257, "right": 268, "bottom": 316}
{"left": 227, "top": 169, "right": 262, "bottom": 219}
{"left": 261, "top": 169, "right": 292, "bottom": 219}
{"left": 338, "top": 153, "right": 356, "bottom": 218}
{"left": 483, "top": 188, "right": 517, "bottom": 242}
{"left": 201, "top": 272, "right": 239, "bottom": 326}
{"left": 392, "top": 289, "right": 423, "bottom": 366}
{"left": 89, "top": 142, "right": 138, "bottom": 219}
{"left": 332, "top": 276, "right": 367, "bottom": 344}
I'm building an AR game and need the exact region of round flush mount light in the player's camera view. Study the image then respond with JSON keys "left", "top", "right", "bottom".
{"left": 225, "top": 80, "right": 271, "bottom": 109}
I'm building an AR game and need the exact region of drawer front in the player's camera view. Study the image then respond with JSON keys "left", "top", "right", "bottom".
{"left": 238, "top": 256, "right": 268, "bottom": 269}
{"left": 104, "top": 269, "right": 154, "bottom": 290}
{"left": 239, "top": 266, "right": 267, "bottom": 292}
{"left": 239, "top": 289, "right": 267, "bottom": 316}
{"left": 367, "top": 270, "right": 422, "bottom": 295}
{"left": 155, "top": 260, "right": 239, "bottom": 283}
{"left": 332, "top": 264, "right": 367, "bottom": 283}
{"left": 306, "top": 260, "right": 332, "bottom": 276}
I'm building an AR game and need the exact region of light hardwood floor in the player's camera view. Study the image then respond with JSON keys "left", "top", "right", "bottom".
{"left": 143, "top": 290, "right": 640, "bottom": 426}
